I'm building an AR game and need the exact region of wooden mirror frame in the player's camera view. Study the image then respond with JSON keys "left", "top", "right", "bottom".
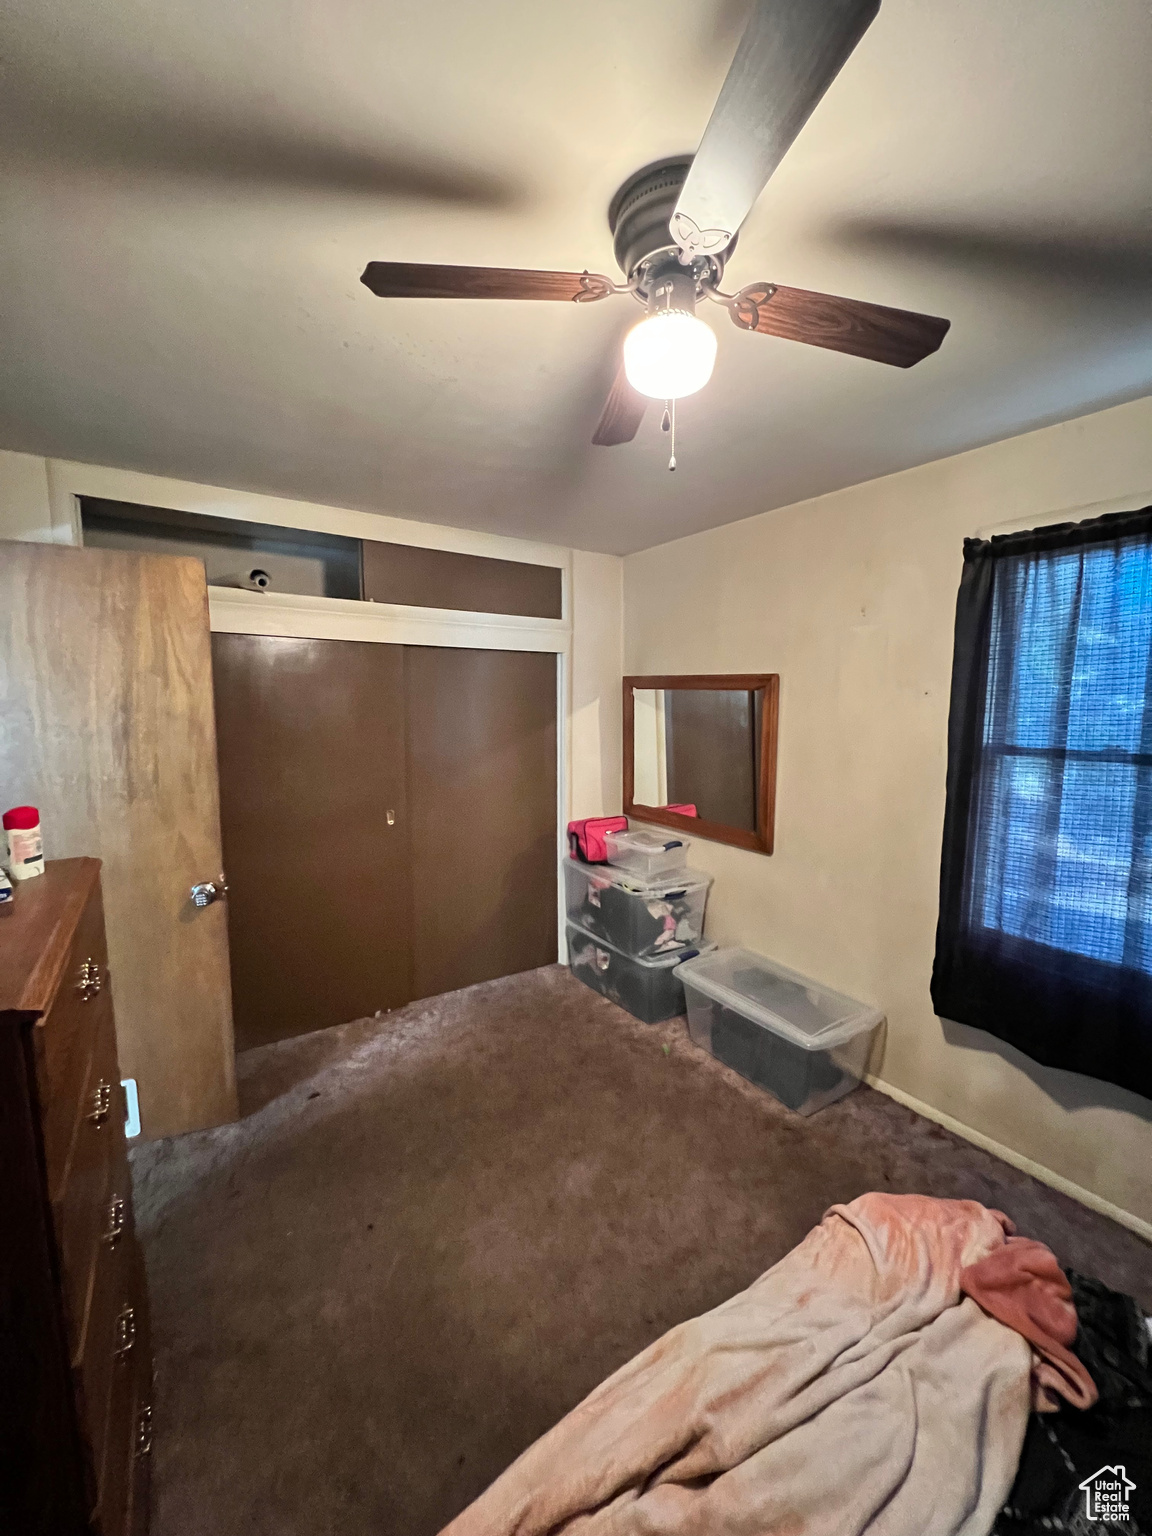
{"left": 623, "top": 674, "right": 779, "bottom": 855}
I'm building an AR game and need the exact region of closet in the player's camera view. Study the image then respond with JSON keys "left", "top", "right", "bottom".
{"left": 212, "top": 637, "right": 558, "bottom": 1051}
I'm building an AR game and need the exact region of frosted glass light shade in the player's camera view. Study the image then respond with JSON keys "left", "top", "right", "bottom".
{"left": 623, "top": 310, "right": 718, "bottom": 400}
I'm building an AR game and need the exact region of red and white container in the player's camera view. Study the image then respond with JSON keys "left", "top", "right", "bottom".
{"left": 3, "top": 805, "right": 45, "bottom": 880}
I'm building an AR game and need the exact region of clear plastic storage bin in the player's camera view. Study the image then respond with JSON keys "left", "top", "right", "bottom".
{"left": 567, "top": 922, "right": 713, "bottom": 1024}
{"left": 604, "top": 826, "right": 690, "bottom": 881}
{"left": 677, "top": 948, "right": 884, "bottom": 1115}
{"left": 563, "top": 858, "right": 712, "bottom": 960}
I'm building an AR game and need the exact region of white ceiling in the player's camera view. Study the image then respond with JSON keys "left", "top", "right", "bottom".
{"left": 2, "top": 0, "right": 1150, "bottom": 555}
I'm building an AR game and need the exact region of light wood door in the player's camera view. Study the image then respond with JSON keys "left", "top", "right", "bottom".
{"left": 0, "top": 541, "right": 237, "bottom": 1138}
{"left": 211, "top": 634, "right": 412, "bottom": 1051}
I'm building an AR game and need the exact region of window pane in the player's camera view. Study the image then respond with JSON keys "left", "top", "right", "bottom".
{"left": 977, "top": 758, "right": 1144, "bottom": 964}
{"left": 986, "top": 552, "right": 1082, "bottom": 751}
{"left": 1066, "top": 543, "right": 1152, "bottom": 753}
{"left": 974, "top": 753, "right": 1054, "bottom": 934}
{"left": 985, "top": 541, "right": 1152, "bottom": 756}
{"left": 973, "top": 529, "right": 1152, "bottom": 974}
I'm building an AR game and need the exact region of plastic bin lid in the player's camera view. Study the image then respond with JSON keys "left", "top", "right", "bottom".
{"left": 564, "top": 857, "right": 712, "bottom": 895}
{"left": 606, "top": 827, "right": 689, "bottom": 854}
{"left": 566, "top": 920, "right": 716, "bottom": 970}
{"left": 676, "top": 947, "right": 883, "bottom": 1049}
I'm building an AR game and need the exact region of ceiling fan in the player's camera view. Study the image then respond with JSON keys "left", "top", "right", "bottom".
{"left": 360, "top": 0, "right": 950, "bottom": 451}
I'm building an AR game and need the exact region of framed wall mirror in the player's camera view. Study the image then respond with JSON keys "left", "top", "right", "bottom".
{"left": 623, "top": 674, "right": 779, "bottom": 855}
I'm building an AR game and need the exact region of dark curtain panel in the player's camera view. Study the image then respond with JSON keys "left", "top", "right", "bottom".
{"left": 931, "top": 504, "right": 1152, "bottom": 1101}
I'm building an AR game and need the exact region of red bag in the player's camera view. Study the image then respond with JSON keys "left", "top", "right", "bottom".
{"left": 666, "top": 803, "right": 698, "bottom": 817}
{"left": 567, "top": 816, "right": 628, "bottom": 863}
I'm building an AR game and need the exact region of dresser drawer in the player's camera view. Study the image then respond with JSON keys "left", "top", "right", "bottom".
{"left": 127, "top": 1248, "right": 153, "bottom": 1536}
{"left": 96, "top": 1242, "right": 152, "bottom": 1536}
{"left": 94, "top": 1329, "right": 134, "bottom": 1536}
{"left": 93, "top": 1297, "right": 150, "bottom": 1536}
{"left": 76, "top": 1226, "right": 141, "bottom": 1505}
{"left": 128, "top": 1421, "right": 152, "bottom": 1536}
{"left": 54, "top": 1007, "right": 126, "bottom": 1356}
{"left": 36, "top": 885, "right": 112, "bottom": 1193}
{"left": 126, "top": 1308, "right": 153, "bottom": 1536}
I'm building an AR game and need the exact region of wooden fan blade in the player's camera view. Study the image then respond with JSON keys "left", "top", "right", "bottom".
{"left": 360, "top": 262, "right": 615, "bottom": 302}
{"left": 673, "top": 0, "right": 879, "bottom": 258}
{"left": 729, "top": 283, "right": 950, "bottom": 367}
{"left": 592, "top": 363, "right": 648, "bottom": 446}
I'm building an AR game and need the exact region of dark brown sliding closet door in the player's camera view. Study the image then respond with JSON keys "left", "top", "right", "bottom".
{"left": 211, "top": 634, "right": 411, "bottom": 1050}
{"left": 404, "top": 647, "right": 558, "bottom": 999}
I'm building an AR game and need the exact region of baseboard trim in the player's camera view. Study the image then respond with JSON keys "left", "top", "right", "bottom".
{"left": 866, "top": 1075, "right": 1152, "bottom": 1245}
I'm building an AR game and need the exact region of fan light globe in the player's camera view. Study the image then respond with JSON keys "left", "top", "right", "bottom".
{"left": 623, "top": 310, "right": 717, "bottom": 400}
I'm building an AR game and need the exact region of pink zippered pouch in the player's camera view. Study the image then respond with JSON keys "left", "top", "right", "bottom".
{"left": 567, "top": 816, "right": 629, "bottom": 863}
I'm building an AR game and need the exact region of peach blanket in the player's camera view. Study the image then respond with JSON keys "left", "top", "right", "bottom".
{"left": 442, "top": 1194, "right": 1035, "bottom": 1536}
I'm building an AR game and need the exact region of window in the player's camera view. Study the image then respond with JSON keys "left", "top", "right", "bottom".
{"left": 932, "top": 505, "right": 1152, "bottom": 1101}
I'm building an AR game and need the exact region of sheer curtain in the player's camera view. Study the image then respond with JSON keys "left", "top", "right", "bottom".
{"left": 932, "top": 505, "right": 1152, "bottom": 1100}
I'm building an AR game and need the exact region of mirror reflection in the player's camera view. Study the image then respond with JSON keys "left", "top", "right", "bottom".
{"left": 632, "top": 686, "right": 762, "bottom": 833}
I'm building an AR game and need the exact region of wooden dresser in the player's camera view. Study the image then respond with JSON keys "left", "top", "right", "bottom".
{"left": 0, "top": 859, "right": 152, "bottom": 1535}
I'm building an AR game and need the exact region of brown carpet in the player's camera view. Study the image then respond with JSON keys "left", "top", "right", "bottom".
{"left": 129, "top": 964, "right": 1152, "bottom": 1536}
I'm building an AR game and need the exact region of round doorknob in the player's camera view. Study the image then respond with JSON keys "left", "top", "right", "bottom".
{"left": 191, "top": 878, "right": 228, "bottom": 907}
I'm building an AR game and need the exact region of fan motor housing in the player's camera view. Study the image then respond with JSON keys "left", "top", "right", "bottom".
{"left": 608, "top": 156, "right": 732, "bottom": 296}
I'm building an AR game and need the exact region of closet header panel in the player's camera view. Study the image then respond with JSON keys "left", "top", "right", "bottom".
{"left": 362, "top": 540, "right": 562, "bottom": 620}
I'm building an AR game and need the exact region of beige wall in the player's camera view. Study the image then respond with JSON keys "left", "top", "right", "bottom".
{"left": 0, "top": 449, "right": 53, "bottom": 541}
{"left": 570, "top": 550, "right": 624, "bottom": 820}
{"left": 624, "top": 394, "right": 1152, "bottom": 1236}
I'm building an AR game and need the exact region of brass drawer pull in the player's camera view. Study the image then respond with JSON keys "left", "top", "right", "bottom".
{"left": 114, "top": 1304, "right": 136, "bottom": 1360}
{"left": 101, "top": 1194, "right": 126, "bottom": 1248}
{"left": 87, "top": 1080, "right": 113, "bottom": 1127}
{"left": 135, "top": 1402, "right": 153, "bottom": 1459}
{"left": 75, "top": 958, "right": 103, "bottom": 1001}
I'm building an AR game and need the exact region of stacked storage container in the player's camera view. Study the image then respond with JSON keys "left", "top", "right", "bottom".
{"left": 565, "top": 826, "right": 713, "bottom": 1023}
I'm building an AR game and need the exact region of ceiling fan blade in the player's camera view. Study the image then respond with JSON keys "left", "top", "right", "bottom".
{"left": 729, "top": 282, "right": 950, "bottom": 367}
{"left": 360, "top": 262, "right": 615, "bottom": 302}
{"left": 672, "top": 0, "right": 879, "bottom": 260}
{"left": 592, "top": 362, "right": 648, "bottom": 446}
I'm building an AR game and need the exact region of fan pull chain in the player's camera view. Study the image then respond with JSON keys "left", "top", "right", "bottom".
{"left": 660, "top": 401, "right": 676, "bottom": 469}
